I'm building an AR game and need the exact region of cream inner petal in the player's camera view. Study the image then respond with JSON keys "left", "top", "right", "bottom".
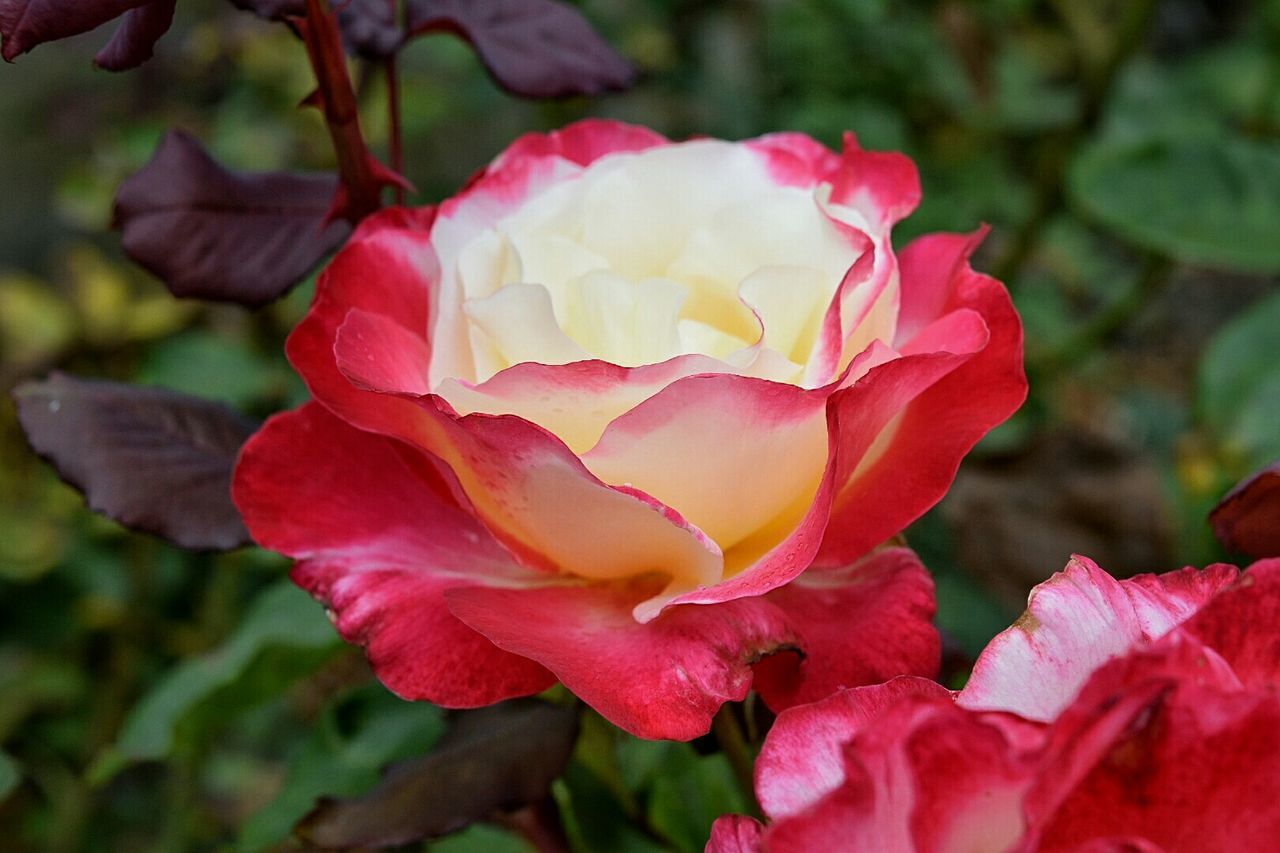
{"left": 428, "top": 137, "right": 896, "bottom": 586}
{"left": 464, "top": 283, "right": 589, "bottom": 372}
{"left": 561, "top": 271, "right": 687, "bottom": 366}
{"left": 582, "top": 392, "right": 830, "bottom": 552}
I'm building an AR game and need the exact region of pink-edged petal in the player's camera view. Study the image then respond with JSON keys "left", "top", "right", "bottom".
{"left": 444, "top": 579, "right": 798, "bottom": 740}
{"left": 232, "top": 402, "right": 554, "bottom": 705}
{"left": 581, "top": 373, "right": 829, "bottom": 559}
{"left": 892, "top": 704, "right": 1042, "bottom": 853}
{"left": 1178, "top": 557, "right": 1280, "bottom": 688}
{"left": 827, "top": 132, "right": 922, "bottom": 227}
{"left": 814, "top": 240, "right": 1026, "bottom": 566}
{"left": 958, "top": 556, "right": 1240, "bottom": 721}
{"left": 335, "top": 307, "right": 433, "bottom": 394}
{"left": 1025, "top": 637, "right": 1280, "bottom": 852}
{"left": 705, "top": 816, "right": 766, "bottom": 853}
{"left": 893, "top": 228, "right": 989, "bottom": 346}
{"left": 829, "top": 131, "right": 921, "bottom": 224}
{"left": 803, "top": 229, "right": 881, "bottom": 388}
{"left": 754, "top": 676, "right": 950, "bottom": 820}
{"left": 294, "top": 231, "right": 726, "bottom": 593}
{"left": 434, "top": 354, "right": 733, "bottom": 454}
{"left": 764, "top": 694, "right": 1043, "bottom": 853}
{"left": 751, "top": 547, "right": 940, "bottom": 711}
{"left": 395, "top": 397, "right": 725, "bottom": 595}
{"left": 492, "top": 118, "right": 669, "bottom": 170}
{"left": 744, "top": 131, "right": 842, "bottom": 189}
{"left": 286, "top": 208, "right": 438, "bottom": 439}
{"left": 292, "top": 563, "right": 554, "bottom": 705}
{"left": 663, "top": 343, "right": 976, "bottom": 611}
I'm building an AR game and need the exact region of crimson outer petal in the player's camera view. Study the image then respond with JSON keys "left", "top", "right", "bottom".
{"left": 713, "top": 559, "right": 1280, "bottom": 851}
{"left": 446, "top": 548, "right": 936, "bottom": 740}
{"left": 1022, "top": 636, "right": 1280, "bottom": 852}
{"left": 233, "top": 401, "right": 554, "bottom": 705}
{"left": 733, "top": 685, "right": 1044, "bottom": 853}
{"left": 750, "top": 549, "right": 940, "bottom": 710}
{"left": 814, "top": 230, "right": 1026, "bottom": 566}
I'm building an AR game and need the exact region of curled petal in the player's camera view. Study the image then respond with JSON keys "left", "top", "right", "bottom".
{"left": 582, "top": 374, "right": 829, "bottom": 567}
{"left": 828, "top": 133, "right": 922, "bottom": 227}
{"left": 1023, "top": 637, "right": 1280, "bottom": 851}
{"left": 706, "top": 816, "right": 766, "bottom": 853}
{"left": 959, "top": 556, "right": 1239, "bottom": 721}
{"left": 445, "top": 579, "right": 797, "bottom": 740}
{"left": 745, "top": 132, "right": 842, "bottom": 188}
{"left": 232, "top": 402, "right": 553, "bottom": 705}
{"left": 293, "top": 211, "right": 725, "bottom": 599}
{"left": 764, "top": 693, "right": 1042, "bottom": 853}
{"left": 815, "top": 232, "right": 1026, "bottom": 566}
{"left": 755, "top": 676, "right": 950, "bottom": 821}
{"left": 751, "top": 547, "right": 940, "bottom": 711}
{"left": 1177, "top": 557, "right": 1280, "bottom": 688}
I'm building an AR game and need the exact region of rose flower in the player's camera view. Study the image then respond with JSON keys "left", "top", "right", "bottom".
{"left": 233, "top": 120, "right": 1025, "bottom": 739}
{"left": 711, "top": 556, "right": 1280, "bottom": 850}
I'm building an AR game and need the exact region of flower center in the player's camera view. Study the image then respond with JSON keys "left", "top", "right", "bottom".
{"left": 449, "top": 140, "right": 859, "bottom": 386}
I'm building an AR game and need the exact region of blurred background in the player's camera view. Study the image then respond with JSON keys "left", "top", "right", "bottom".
{"left": 1, "top": 0, "right": 1278, "bottom": 849}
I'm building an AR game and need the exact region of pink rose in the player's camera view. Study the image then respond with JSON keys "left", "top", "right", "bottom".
{"left": 712, "top": 556, "right": 1280, "bottom": 850}
{"left": 232, "top": 119, "right": 1025, "bottom": 739}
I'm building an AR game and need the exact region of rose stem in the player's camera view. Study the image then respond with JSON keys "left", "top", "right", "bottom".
{"left": 712, "top": 704, "right": 763, "bottom": 819}
{"left": 385, "top": 54, "right": 405, "bottom": 206}
{"left": 301, "top": 0, "right": 384, "bottom": 222}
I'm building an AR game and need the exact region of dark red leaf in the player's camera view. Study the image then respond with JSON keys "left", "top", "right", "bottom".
{"left": 295, "top": 699, "right": 579, "bottom": 847}
{"left": 12, "top": 373, "right": 258, "bottom": 551}
{"left": 225, "top": 0, "right": 303, "bottom": 20}
{"left": 0, "top": 0, "right": 146, "bottom": 61}
{"left": 406, "top": 0, "right": 636, "bottom": 98}
{"left": 1211, "top": 462, "right": 1280, "bottom": 558}
{"left": 228, "top": 0, "right": 404, "bottom": 58}
{"left": 114, "top": 130, "right": 350, "bottom": 307}
{"left": 338, "top": 0, "right": 403, "bottom": 59}
{"left": 94, "top": 0, "right": 175, "bottom": 70}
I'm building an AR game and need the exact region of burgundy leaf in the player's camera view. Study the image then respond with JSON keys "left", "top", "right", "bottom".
{"left": 12, "top": 373, "right": 258, "bottom": 551}
{"left": 228, "top": 0, "right": 403, "bottom": 59}
{"left": 94, "top": 0, "right": 175, "bottom": 71}
{"left": 224, "top": 0, "right": 303, "bottom": 20}
{"left": 406, "top": 0, "right": 636, "bottom": 98}
{"left": 296, "top": 699, "right": 578, "bottom": 847}
{"left": 114, "top": 130, "right": 350, "bottom": 307}
{"left": 339, "top": 0, "right": 403, "bottom": 59}
{"left": 1211, "top": 462, "right": 1280, "bottom": 558}
{"left": 0, "top": 0, "right": 146, "bottom": 61}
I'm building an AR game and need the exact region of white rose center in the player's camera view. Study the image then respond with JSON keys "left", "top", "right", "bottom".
{"left": 441, "top": 140, "right": 861, "bottom": 388}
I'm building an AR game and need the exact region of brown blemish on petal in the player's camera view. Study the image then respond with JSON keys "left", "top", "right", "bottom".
{"left": 1014, "top": 610, "right": 1041, "bottom": 634}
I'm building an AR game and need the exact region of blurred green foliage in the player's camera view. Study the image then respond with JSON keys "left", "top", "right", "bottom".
{"left": 1, "top": 0, "right": 1279, "bottom": 849}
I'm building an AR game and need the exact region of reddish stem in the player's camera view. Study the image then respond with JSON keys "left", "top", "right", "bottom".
{"left": 386, "top": 54, "right": 405, "bottom": 206}
{"left": 301, "top": 0, "right": 383, "bottom": 222}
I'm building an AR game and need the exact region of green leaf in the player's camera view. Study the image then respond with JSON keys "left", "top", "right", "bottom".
{"left": 431, "top": 823, "right": 532, "bottom": 853}
{"left": 647, "top": 745, "right": 748, "bottom": 853}
{"left": 137, "top": 329, "right": 285, "bottom": 409}
{"left": 1070, "top": 136, "right": 1280, "bottom": 274}
{"left": 98, "top": 580, "right": 339, "bottom": 778}
{"left": 556, "top": 764, "right": 664, "bottom": 853}
{"left": 0, "top": 750, "right": 21, "bottom": 800}
{"left": 1198, "top": 290, "right": 1280, "bottom": 466}
{"left": 238, "top": 685, "right": 446, "bottom": 850}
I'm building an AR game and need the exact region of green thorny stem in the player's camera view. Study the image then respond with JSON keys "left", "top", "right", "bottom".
{"left": 713, "top": 704, "right": 764, "bottom": 820}
{"left": 302, "top": 0, "right": 385, "bottom": 222}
